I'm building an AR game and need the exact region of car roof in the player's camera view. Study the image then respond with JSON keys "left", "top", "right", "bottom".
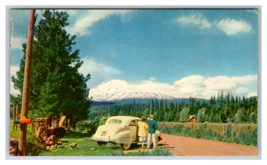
{"left": 106, "top": 116, "right": 140, "bottom": 125}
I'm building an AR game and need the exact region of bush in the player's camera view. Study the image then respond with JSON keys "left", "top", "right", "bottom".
{"left": 180, "top": 108, "right": 190, "bottom": 122}
{"left": 197, "top": 108, "right": 205, "bottom": 122}
{"left": 199, "top": 123, "right": 207, "bottom": 138}
{"left": 172, "top": 125, "right": 184, "bottom": 135}
{"left": 180, "top": 127, "right": 191, "bottom": 136}
{"left": 249, "top": 112, "right": 257, "bottom": 124}
{"left": 225, "top": 123, "right": 232, "bottom": 138}
{"left": 159, "top": 126, "right": 172, "bottom": 134}
{"left": 190, "top": 129, "right": 200, "bottom": 138}
{"left": 234, "top": 108, "right": 246, "bottom": 123}
{"left": 76, "top": 118, "right": 100, "bottom": 135}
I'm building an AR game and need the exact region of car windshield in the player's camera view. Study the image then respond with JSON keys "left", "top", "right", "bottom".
{"left": 107, "top": 119, "right": 122, "bottom": 124}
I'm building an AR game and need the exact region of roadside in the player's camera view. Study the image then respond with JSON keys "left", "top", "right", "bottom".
{"left": 158, "top": 133, "right": 257, "bottom": 156}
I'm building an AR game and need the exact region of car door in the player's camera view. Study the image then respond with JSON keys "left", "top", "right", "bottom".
{"left": 128, "top": 120, "right": 137, "bottom": 142}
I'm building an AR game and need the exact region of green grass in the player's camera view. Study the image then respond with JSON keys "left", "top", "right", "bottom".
{"left": 35, "top": 130, "right": 172, "bottom": 156}
{"left": 39, "top": 130, "right": 122, "bottom": 156}
{"left": 10, "top": 121, "right": 172, "bottom": 156}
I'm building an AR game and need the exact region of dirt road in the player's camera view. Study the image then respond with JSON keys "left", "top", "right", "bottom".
{"left": 158, "top": 133, "right": 257, "bottom": 156}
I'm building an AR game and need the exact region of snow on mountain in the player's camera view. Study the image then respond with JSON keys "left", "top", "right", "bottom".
{"left": 89, "top": 80, "right": 177, "bottom": 101}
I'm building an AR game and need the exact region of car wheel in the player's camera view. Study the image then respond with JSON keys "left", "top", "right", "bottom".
{"left": 97, "top": 142, "right": 107, "bottom": 146}
{"left": 121, "top": 143, "right": 131, "bottom": 150}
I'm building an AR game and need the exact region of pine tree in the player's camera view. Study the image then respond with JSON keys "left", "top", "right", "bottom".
{"left": 11, "top": 10, "right": 92, "bottom": 121}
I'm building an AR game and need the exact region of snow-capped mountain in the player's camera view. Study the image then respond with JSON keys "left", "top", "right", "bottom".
{"left": 89, "top": 80, "right": 177, "bottom": 102}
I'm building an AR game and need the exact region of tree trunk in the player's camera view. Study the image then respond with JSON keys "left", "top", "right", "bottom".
{"left": 12, "top": 105, "right": 15, "bottom": 132}
{"left": 69, "top": 114, "right": 72, "bottom": 130}
{"left": 56, "top": 115, "right": 60, "bottom": 126}
{"left": 65, "top": 115, "right": 68, "bottom": 129}
{"left": 73, "top": 118, "right": 76, "bottom": 129}
{"left": 15, "top": 104, "right": 18, "bottom": 131}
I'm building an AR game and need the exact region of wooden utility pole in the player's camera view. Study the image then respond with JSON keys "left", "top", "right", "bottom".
{"left": 12, "top": 104, "right": 15, "bottom": 131}
{"left": 15, "top": 104, "right": 18, "bottom": 131}
{"left": 18, "top": 10, "right": 36, "bottom": 156}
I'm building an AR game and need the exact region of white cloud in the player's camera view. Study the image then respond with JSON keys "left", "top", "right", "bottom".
{"left": 246, "top": 92, "right": 257, "bottom": 98}
{"left": 149, "top": 77, "right": 156, "bottom": 81}
{"left": 66, "top": 10, "right": 132, "bottom": 36}
{"left": 175, "top": 75, "right": 205, "bottom": 86}
{"left": 92, "top": 74, "right": 257, "bottom": 99}
{"left": 176, "top": 14, "right": 211, "bottom": 29}
{"left": 235, "top": 87, "right": 249, "bottom": 94}
{"left": 217, "top": 18, "right": 252, "bottom": 35}
{"left": 79, "top": 58, "right": 122, "bottom": 75}
{"left": 10, "top": 37, "right": 26, "bottom": 50}
{"left": 56, "top": 10, "right": 77, "bottom": 16}
{"left": 10, "top": 66, "right": 20, "bottom": 95}
{"left": 78, "top": 58, "right": 122, "bottom": 87}
{"left": 134, "top": 81, "right": 176, "bottom": 96}
{"left": 176, "top": 14, "right": 252, "bottom": 36}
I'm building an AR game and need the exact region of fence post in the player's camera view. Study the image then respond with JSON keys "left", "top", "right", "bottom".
{"left": 238, "top": 125, "right": 241, "bottom": 135}
{"left": 223, "top": 124, "right": 225, "bottom": 135}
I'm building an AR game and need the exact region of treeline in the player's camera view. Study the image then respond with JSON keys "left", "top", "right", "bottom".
{"left": 11, "top": 10, "right": 92, "bottom": 127}
{"left": 89, "top": 91, "right": 257, "bottom": 124}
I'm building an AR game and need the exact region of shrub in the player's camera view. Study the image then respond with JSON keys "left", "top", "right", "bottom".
{"left": 225, "top": 123, "right": 232, "bottom": 138}
{"left": 243, "top": 128, "right": 257, "bottom": 146}
{"left": 190, "top": 129, "right": 200, "bottom": 138}
{"left": 180, "top": 127, "right": 191, "bottom": 136}
{"left": 234, "top": 108, "right": 246, "bottom": 123}
{"left": 159, "top": 126, "right": 172, "bottom": 134}
{"left": 180, "top": 108, "right": 190, "bottom": 122}
{"left": 76, "top": 118, "right": 100, "bottom": 135}
{"left": 199, "top": 123, "right": 207, "bottom": 138}
{"left": 197, "top": 108, "right": 205, "bottom": 122}
{"left": 249, "top": 112, "right": 257, "bottom": 124}
{"left": 172, "top": 125, "right": 184, "bottom": 135}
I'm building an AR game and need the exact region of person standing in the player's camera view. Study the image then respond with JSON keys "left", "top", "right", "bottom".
{"left": 138, "top": 117, "right": 148, "bottom": 148}
{"left": 146, "top": 115, "right": 158, "bottom": 150}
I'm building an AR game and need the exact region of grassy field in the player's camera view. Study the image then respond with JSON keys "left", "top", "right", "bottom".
{"left": 9, "top": 123, "right": 171, "bottom": 156}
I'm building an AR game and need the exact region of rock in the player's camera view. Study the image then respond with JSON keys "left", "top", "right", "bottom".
{"left": 90, "top": 148, "right": 95, "bottom": 151}
{"left": 50, "top": 145, "right": 55, "bottom": 149}
{"left": 69, "top": 142, "right": 77, "bottom": 148}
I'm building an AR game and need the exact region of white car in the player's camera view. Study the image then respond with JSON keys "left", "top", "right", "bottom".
{"left": 92, "top": 116, "right": 162, "bottom": 150}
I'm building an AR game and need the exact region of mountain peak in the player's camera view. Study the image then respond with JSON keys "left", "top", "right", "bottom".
{"left": 90, "top": 80, "right": 177, "bottom": 102}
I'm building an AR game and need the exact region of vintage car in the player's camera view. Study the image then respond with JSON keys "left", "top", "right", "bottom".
{"left": 91, "top": 116, "right": 162, "bottom": 150}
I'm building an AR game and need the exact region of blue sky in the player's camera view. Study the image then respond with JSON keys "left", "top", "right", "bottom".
{"left": 10, "top": 9, "right": 258, "bottom": 99}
